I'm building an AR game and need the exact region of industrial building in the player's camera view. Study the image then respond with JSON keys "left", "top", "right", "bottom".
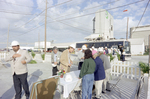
{"left": 85, "top": 9, "right": 114, "bottom": 41}
{"left": 130, "top": 25, "right": 150, "bottom": 49}
{"left": 128, "top": 38, "right": 145, "bottom": 55}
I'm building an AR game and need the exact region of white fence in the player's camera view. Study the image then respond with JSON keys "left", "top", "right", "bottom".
{"left": 111, "top": 61, "right": 141, "bottom": 80}
{"left": 0, "top": 53, "right": 9, "bottom": 60}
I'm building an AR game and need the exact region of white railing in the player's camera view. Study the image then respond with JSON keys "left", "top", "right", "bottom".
{"left": 111, "top": 61, "right": 141, "bottom": 80}
{"left": 0, "top": 53, "right": 9, "bottom": 60}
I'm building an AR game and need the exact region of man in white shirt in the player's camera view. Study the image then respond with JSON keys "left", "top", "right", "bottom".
{"left": 5, "top": 41, "right": 32, "bottom": 99}
{"left": 77, "top": 45, "right": 87, "bottom": 70}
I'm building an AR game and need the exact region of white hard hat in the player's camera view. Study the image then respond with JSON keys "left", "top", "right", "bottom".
{"left": 69, "top": 44, "right": 75, "bottom": 49}
{"left": 105, "top": 47, "right": 107, "bottom": 48}
{"left": 92, "top": 46, "right": 95, "bottom": 49}
{"left": 82, "top": 45, "right": 87, "bottom": 50}
{"left": 11, "top": 41, "right": 19, "bottom": 46}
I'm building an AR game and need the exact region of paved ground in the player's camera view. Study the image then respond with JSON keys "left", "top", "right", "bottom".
{"left": 0, "top": 60, "right": 78, "bottom": 99}
{"left": 147, "top": 77, "right": 150, "bottom": 99}
{"left": 0, "top": 55, "right": 148, "bottom": 99}
{"left": 128, "top": 55, "right": 149, "bottom": 63}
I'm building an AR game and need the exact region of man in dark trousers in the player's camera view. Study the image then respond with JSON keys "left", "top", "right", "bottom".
{"left": 5, "top": 41, "right": 32, "bottom": 99}
{"left": 51, "top": 46, "right": 61, "bottom": 75}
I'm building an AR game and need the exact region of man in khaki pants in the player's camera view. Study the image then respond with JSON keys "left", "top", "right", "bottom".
{"left": 5, "top": 41, "right": 32, "bottom": 99}
{"left": 98, "top": 48, "right": 111, "bottom": 93}
{"left": 60, "top": 44, "right": 75, "bottom": 73}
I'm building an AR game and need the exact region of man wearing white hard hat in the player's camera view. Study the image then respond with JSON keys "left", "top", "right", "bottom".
{"left": 5, "top": 41, "right": 32, "bottom": 99}
{"left": 77, "top": 45, "right": 87, "bottom": 70}
{"left": 98, "top": 48, "right": 111, "bottom": 93}
{"left": 60, "top": 44, "right": 75, "bottom": 73}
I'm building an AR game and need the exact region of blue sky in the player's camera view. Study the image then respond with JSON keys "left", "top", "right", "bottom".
{"left": 0, "top": 0, "right": 150, "bottom": 48}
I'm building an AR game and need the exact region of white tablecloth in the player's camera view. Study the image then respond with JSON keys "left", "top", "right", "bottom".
{"left": 59, "top": 70, "right": 80, "bottom": 98}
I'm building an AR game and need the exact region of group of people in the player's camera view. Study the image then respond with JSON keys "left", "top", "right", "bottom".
{"left": 4, "top": 40, "right": 76, "bottom": 99}
{"left": 51, "top": 44, "right": 75, "bottom": 75}
{"left": 96, "top": 46, "right": 125, "bottom": 61}
{"left": 78, "top": 45, "right": 111, "bottom": 99}
{"left": 5, "top": 40, "right": 112, "bottom": 99}
{"left": 51, "top": 44, "right": 111, "bottom": 99}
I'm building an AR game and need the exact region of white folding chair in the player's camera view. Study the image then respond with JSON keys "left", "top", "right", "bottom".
{"left": 137, "top": 76, "right": 144, "bottom": 99}
{"left": 69, "top": 79, "right": 82, "bottom": 99}
{"left": 130, "top": 76, "right": 144, "bottom": 99}
{"left": 109, "top": 73, "right": 123, "bottom": 98}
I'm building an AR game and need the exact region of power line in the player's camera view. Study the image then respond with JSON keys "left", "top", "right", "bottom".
{"left": 6, "top": 0, "right": 116, "bottom": 33}
{"left": 0, "top": 0, "right": 49, "bottom": 10}
{"left": 2, "top": 0, "right": 72, "bottom": 34}
{"left": 47, "top": 8, "right": 93, "bottom": 29}
{"left": 132, "top": 0, "right": 150, "bottom": 34}
{"left": 47, "top": 0, "right": 120, "bottom": 28}
{"left": 11, "top": 0, "right": 145, "bottom": 38}
{"left": 47, "top": 16, "right": 92, "bottom": 33}
{"left": 7, "top": 0, "right": 119, "bottom": 35}
{"left": 53, "top": 0, "right": 120, "bottom": 20}
{"left": 11, "top": 0, "right": 72, "bottom": 30}
{"left": 0, "top": 0, "right": 37, "bottom": 8}
{"left": 0, "top": 10, "right": 35, "bottom": 15}
{"left": 46, "top": 0, "right": 145, "bottom": 23}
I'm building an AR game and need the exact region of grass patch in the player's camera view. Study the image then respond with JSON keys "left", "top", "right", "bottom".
{"left": 29, "top": 60, "right": 37, "bottom": 64}
{"left": 41, "top": 54, "right": 45, "bottom": 60}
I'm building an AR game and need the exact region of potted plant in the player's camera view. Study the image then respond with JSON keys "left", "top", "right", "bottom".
{"left": 139, "top": 62, "right": 149, "bottom": 74}
{"left": 139, "top": 62, "right": 149, "bottom": 83}
{"left": 107, "top": 53, "right": 115, "bottom": 62}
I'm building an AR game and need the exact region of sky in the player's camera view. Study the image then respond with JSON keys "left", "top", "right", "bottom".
{"left": 0, "top": 0, "right": 150, "bottom": 48}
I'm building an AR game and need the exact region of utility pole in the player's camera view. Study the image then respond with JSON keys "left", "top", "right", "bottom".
{"left": 44, "top": 0, "right": 47, "bottom": 54}
{"left": 7, "top": 24, "right": 10, "bottom": 52}
{"left": 148, "top": 35, "right": 150, "bottom": 75}
{"left": 126, "top": 17, "right": 129, "bottom": 40}
{"left": 38, "top": 32, "right": 40, "bottom": 51}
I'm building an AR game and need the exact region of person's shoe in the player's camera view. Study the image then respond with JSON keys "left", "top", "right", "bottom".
{"left": 102, "top": 91, "right": 106, "bottom": 94}
{"left": 106, "top": 89, "right": 111, "bottom": 92}
{"left": 94, "top": 96, "right": 101, "bottom": 99}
